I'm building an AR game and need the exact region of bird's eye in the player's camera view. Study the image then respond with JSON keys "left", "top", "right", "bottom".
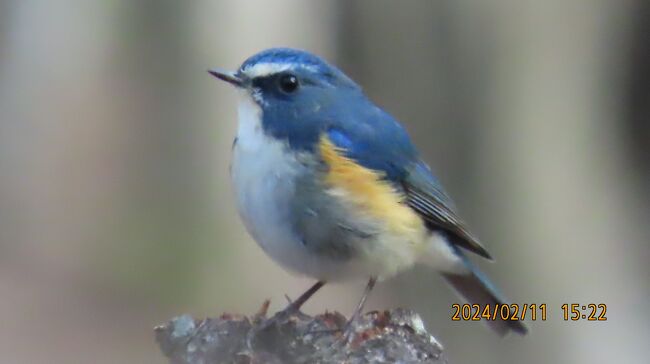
{"left": 278, "top": 74, "right": 299, "bottom": 93}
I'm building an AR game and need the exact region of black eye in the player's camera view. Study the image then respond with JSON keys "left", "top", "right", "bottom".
{"left": 278, "top": 74, "right": 299, "bottom": 93}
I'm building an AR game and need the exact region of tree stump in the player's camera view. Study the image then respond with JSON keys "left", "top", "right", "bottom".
{"left": 155, "top": 303, "right": 447, "bottom": 363}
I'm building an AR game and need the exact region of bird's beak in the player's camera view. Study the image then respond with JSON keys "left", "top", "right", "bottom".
{"left": 208, "top": 68, "right": 245, "bottom": 88}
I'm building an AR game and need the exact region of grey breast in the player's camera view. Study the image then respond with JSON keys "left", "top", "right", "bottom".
{"left": 288, "top": 165, "right": 379, "bottom": 261}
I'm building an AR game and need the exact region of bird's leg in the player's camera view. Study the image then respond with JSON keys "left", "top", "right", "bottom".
{"left": 342, "top": 277, "right": 377, "bottom": 340}
{"left": 281, "top": 280, "right": 326, "bottom": 315}
{"left": 257, "top": 280, "right": 325, "bottom": 327}
{"left": 249, "top": 280, "right": 326, "bottom": 350}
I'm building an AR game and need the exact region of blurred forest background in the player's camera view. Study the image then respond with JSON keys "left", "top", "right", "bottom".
{"left": 1, "top": 1, "right": 649, "bottom": 363}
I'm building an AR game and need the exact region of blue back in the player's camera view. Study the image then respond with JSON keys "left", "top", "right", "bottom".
{"left": 267, "top": 87, "right": 418, "bottom": 181}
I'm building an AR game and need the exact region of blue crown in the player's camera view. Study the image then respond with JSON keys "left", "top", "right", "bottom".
{"left": 238, "top": 48, "right": 357, "bottom": 89}
{"left": 239, "top": 47, "right": 330, "bottom": 72}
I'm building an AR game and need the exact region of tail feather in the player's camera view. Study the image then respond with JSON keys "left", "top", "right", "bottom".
{"left": 443, "top": 268, "right": 528, "bottom": 336}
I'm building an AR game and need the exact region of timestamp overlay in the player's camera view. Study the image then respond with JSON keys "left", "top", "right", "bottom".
{"left": 451, "top": 303, "right": 608, "bottom": 322}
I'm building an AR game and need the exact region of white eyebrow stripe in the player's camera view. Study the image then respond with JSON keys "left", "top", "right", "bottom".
{"left": 241, "top": 62, "right": 318, "bottom": 78}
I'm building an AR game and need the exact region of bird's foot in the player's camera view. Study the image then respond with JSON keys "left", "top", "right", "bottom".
{"left": 301, "top": 312, "right": 361, "bottom": 345}
{"left": 255, "top": 300, "right": 303, "bottom": 330}
{"left": 246, "top": 301, "right": 302, "bottom": 350}
{"left": 339, "top": 311, "right": 363, "bottom": 344}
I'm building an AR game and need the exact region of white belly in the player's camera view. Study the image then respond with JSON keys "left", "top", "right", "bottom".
{"left": 230, "top": 95, "right": 346, "bottom": 279}
{"left": 231, "top": 137, "right": 303, "bottom": 265}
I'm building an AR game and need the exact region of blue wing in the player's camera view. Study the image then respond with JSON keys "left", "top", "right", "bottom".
{"left": 324, "top": 103, "right": 493, "bottom": 260}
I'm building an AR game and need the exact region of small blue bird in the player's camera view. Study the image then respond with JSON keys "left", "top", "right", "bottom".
{"left": 209, "top": 48, "right": 527, "bottom": 336}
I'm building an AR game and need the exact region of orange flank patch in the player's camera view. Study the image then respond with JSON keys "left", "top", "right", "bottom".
{"left": 318, "top": 135, "right": 425, "bottom": 241}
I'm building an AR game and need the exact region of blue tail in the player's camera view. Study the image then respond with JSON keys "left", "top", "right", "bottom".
{"left": 443, "top": 255, "right": 528, "bottom": 336}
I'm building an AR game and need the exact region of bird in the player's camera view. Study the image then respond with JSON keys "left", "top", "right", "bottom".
{"left": 209, "top": 47, "right": 527, "bottom": 337}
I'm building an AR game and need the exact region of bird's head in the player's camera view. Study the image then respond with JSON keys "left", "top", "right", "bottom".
{"left": 209, "top": 48, "right": 365, "bottom": 150}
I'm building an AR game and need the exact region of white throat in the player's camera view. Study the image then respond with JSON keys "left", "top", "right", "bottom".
{"left": 235, "top": 92, "right": 268, "bottom": 151}
{"left": 230, "top": 92, "right": 315, "bottom": 276}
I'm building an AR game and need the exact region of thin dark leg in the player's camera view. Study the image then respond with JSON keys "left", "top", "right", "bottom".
{"left": 344, "top": 277, "right": 377, "bottom": 336}
{"left": 248, "top": 281, "right": 326, "bottom": 349}
{"left": 351, "top": 277, "right": 376, "bottom": 321}
{"left": 284, "top": 280, "right": 326, "bottom": 312}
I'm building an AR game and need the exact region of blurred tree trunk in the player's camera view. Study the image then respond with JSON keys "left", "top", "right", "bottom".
{"left": 624, "top": 0, "right": 650, "bottom": 193}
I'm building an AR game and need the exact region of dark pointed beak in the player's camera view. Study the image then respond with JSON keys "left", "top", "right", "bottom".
{"left": 208, "top": 68, "right": 244, "bottom": 87}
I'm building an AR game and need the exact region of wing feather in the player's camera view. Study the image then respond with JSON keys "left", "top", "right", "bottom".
{"left": 322, "top": 107, "right": 493, "bottom": 260}
{"left": 402, "top": 163, "right": 493, "bottom": 260}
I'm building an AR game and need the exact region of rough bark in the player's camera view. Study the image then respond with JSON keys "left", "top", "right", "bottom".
{"left": 155, "top": 302, "right": 447, "bottom": 364}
